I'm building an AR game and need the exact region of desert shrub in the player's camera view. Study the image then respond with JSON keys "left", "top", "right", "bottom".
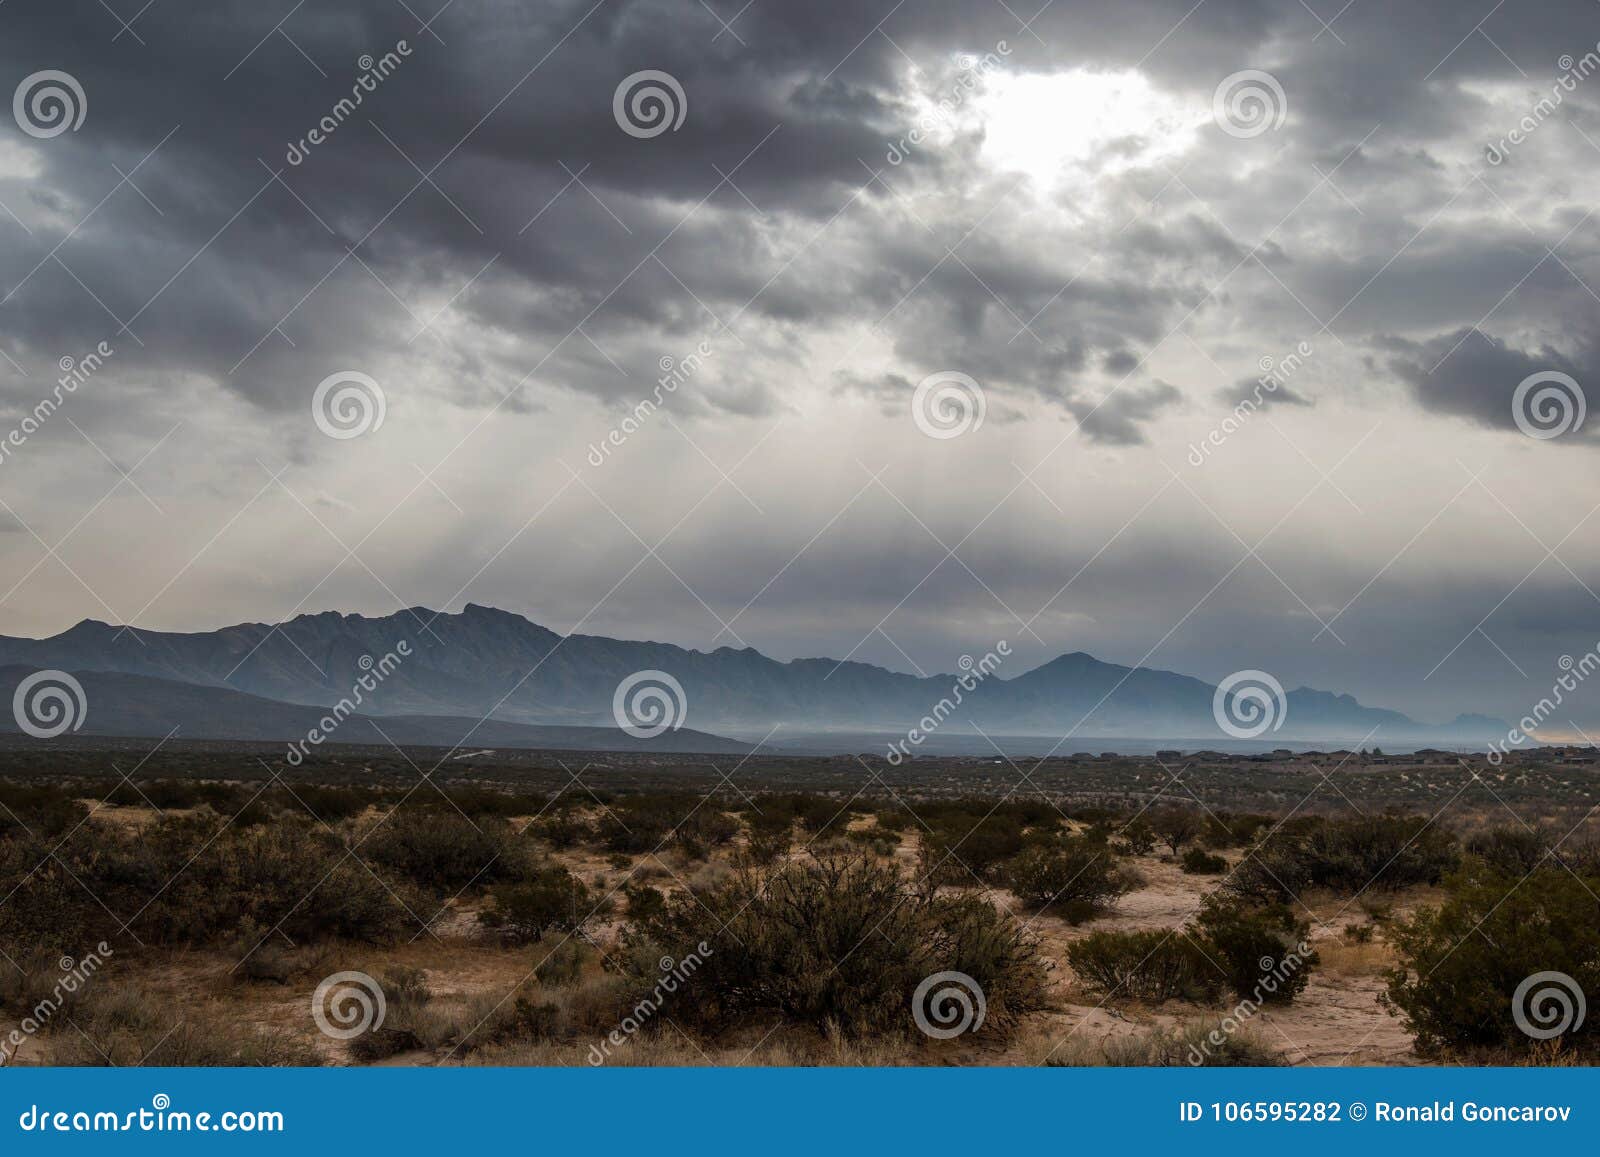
{"left": 1181, "top": 848, "right": 1227, "bottom": 875}
{"left": 620, "top": 852, "right": 1048, "bottom": 1039}
{"left": 533, "top": 938, "right": 595, "bottom": 987}
{"left": 1228, "top": 813, "right": 1459, "bottom": 902}
{"left": 743, "top": 810, "right": 794, "bottom": 864}
{"left": 1150, "top": 806, "right": 1205, "bottom": 855}
{"left": 1117, "top": 819, "right": 1157, "bottom": 855}
{"left": 595, "top": 796, "right": 680, "bottom": 853}
{"left": 843, "top": 828, "right": 900, "bottom": 857}
{"left": 1384, "top": 865, "right": 1600, "bottom": 1056}
{"left": 1193, "top": 895, "right": 1315, "bottom": 1004}
{"left": 624, "top": 882, "right": 667, "bottom": 920}
{"left": 278, "top": 784, "right": 373, "bottom": 822}
{"left": 1004, "top": 838, "right": 1130, "bottom": 914}
{"left": 0, "top": 783, "right": 88, "bottom": 836}
{"left": 1464, "top": 826, "right": 1554, "bottom": 874}
{"left": 917, "top": 812, "right": 1026, "bottom": 885}
{"left": 1067, "top": 930, "right": 1223, "bottom": 1002}
{"left": 1201, "top": 812, "right": 1272, "bottom": 850}
{"left": 362, "top": 809, "right": 526, "bottom": 892}
{"left": 0, "top": 816, "right": 411, "bottom": 954}
{"left": 674, "top": 809, "right": 740, "bottom": 857}
{"left": 347, "top": 966, "right": 435, "bottom": 1061}
{"left": 526, "top": 811, "right": 591, "bottom": 850}
{"left": 481, "top": 868, "right": 591, "bottom": 943}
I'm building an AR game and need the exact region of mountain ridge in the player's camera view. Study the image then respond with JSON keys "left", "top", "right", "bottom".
{"left": 0, "top": 605, "right": 1505, "bottom": 743}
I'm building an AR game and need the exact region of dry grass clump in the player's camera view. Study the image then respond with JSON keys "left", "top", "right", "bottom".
{"left": 1045, "top": 1020, "right": 1286, "bottom": 1067}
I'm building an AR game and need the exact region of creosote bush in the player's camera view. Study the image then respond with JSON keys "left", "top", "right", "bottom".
{"left": 1192, "top": 895, "right": 1314, "bottom": 1004}
{"left": 1383, "top": 864, "right": 1600, "bottom": 1057}
{"left": 1004, "top": 838, "right": 1131, "bottom": 917}
{"left": 620, "top": 851, "right": 1049, "bottom": 1040}
{"left": 1067, "top": 930, "right": 1223, "bottom": 1003}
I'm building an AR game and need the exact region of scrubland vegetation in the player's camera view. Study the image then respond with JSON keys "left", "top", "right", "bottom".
{"left": 0, "top": 761, "right": 1596, "bottom": 1067}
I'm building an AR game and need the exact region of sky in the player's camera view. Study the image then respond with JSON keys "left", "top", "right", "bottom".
{"left": 1, "top": 0, "right": 1598, "bottom": 729}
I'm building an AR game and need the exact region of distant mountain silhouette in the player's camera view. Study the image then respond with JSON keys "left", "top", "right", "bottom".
{"left": 0, "top": 665, "right": 752, "bottom": 754}
{"left": 0, "top": 605, "right": 1506, "bottom": 745}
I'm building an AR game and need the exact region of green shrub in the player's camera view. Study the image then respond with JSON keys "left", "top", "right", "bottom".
{"left": 362, "top": 809, "right": 526, "bottom": 893}
{"left": 1067, "top": 930, "right": 1223, "bottom": 1002}
{"left": 1228, "top": 813, "right": 1459, "bottom": 902}
{"left": 917, "top": 813, "right": 1026, "bottom": 885}
{"left": 481, "top": 868, "right": 591, "bottom": 943}
{"left": 1181, "top": 848, "right": 1227, "bottom": 875}
{"left": 1193, "top": 895, "right": 1315, "bottom": 1004}
{"left": 1384, "top": 866, "right": 1600, "bottom": 1056}
{"left": 1150, "top": 807, "right": 1204, "bottom": 855}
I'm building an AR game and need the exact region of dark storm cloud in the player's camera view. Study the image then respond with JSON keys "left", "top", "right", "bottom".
{"left": 1388, "top": 327, "right": 1595, "bottom": 439}
{"left": 5, "top": 0, "right": 1600, "bottom": 726}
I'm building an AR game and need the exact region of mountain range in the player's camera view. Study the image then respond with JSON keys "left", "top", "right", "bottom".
{"left": 0, "top": 605, "right": 1506, "bottom": 753}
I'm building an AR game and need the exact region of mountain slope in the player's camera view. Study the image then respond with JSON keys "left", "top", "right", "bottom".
{"left": 0, "top": 666, "right": 753, "bottom": 753}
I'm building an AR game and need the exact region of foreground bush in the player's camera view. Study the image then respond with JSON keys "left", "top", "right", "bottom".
{"left": 620, "top": 852, "right": 1048, "bottom": 1039}
{"left": 1383, "top": 865, "right": 1600, "bottom": 1056}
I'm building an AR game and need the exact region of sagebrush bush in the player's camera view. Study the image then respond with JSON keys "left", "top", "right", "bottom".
{"left": 481, "top": 867, "right": 591, "bottom": 943}
{"left": 1067, "top": 930, "right": 1223, "bottom": 1002}
{"left": 0, "top": 815, "right": 412, "bottom": 955}
{"left": 1048, "top": 1019, "right": 1286, "bottom": 1067}
{"left": 362, "top": 808, "right": 529, "bottom": 893}
{"left": 620, "top": 851, "right": 1048, "bottom": 1039}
